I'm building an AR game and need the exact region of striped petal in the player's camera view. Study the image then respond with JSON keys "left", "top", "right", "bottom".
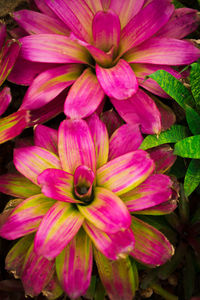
{"left": 135, "top": 199, "right": 177, "bottom": 215}
{"left": 78, "top": 187, "right": 131, "bottom": 233}
{"left": 125, "top": 38, "right": 200, "bottom": 65}
{"left": 130, "top": 216, "right": 174, "bottom": 266}
{"left": 42, "top": 275, "right": 63, "bottom": 300}
{"left": 20, "top": 34, "right": 91, "bottom": 64}
{"left": 86, "top": 114, "right": 109, "bottom": 168}
{"left": 0, "top": 87, "right": 11, "bottom": 116}
{"left": 21, "top": 244, "right": 54, "bottom": 297}
{"left": 64, "top": 68, "right": 104, "bottom": 119}
{"left": 100, "top": 109, "right": 123, "bottom": 137}
{"left": 13, "top": 10, "right": 70, "bottom": 35}
{"left": 109, "top": 124, "right": 143, "bottom": 160}
{"left": 0, "top": 194, "right": 55, "bottom": 240}
{"left": 96, "top": 59, "right": 138, "bottom": 100}
{"left": 14, "top": 146, "right": 61, "bottom": 185}
{"left": 0, "top": 110, "right": 29, "bottom": 144}
{"left": 0, "top": 198, "right": 23, "bottom": 228}
{"left": 94, "top": 249, "right": 138, "bottom": 300}
{"left": 119, "top": 0, "right": 174, "bottom": 55}
{"left": 34, "top": 124, "right": 58, "bottom": 155}
{"left": 34, "top": 202, "right": 84, "bottom": 259}
{"left": 45, "top": 0, "right": 94, "bottom": 43}
{"left": 84, "top": 221, "right": 134, "bottom": 260}
{"left": 122, "top": 174, "right": 172, "bottom": 212}
{"left": 111, "top": 88, "right": 162, "bottom": 134}
{"left": 0, "top": 173, "right": 40, "bottom": 198}
{"left": 92, "top": 10, "right": 120, "bottom": 55}
{"left": 109, "top": 0, "right": 145, "bottom": 28}
{"left": 34, "top": 0, "right": 58, "bottom": 18}
{"left": 38, "top": 168, "right": 79, "bottom": 203}
{"left": 155, "top": 8, "right": 200, "bottom": 39}
{"left": 96, "top": 150, "right": 154, "bottom": 196}
{"left": 56, "top": 229, "right": 93, "bottom": 299}
{"left": 74, "top": 165, "right": 95, "bottom": 201}
{"left": 0, "top": 23, "right": 6, "bottom": 49}
{"left": 21, "top": 64, "right": 83, "bottom": 110}
{"left": 6, "top": 234, "right": 34, "bottom": 278}
{"left": 58, "top": 119, "right": 96, "bottom": 174}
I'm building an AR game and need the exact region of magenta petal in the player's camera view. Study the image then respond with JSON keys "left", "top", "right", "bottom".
{"left": 35, "top": 0, "right": 58, "bottom": 18}
{"left": 96, "top": 59, "right": 138, "bottom": 100}
{"left": 56, "top": 229, "right": 93, "bottom": 299}
{"left": 119, "top": 0, "right": 174, "bottom": 55}
{"left": 109, "top": 124, "right": 143, "bottom": 160}
{"left": 92, "top": 10, "right": 120, "bottom": 54}
{"left": 155, "top": 99, "right": 176, "bottom": 131}
{"left": 64, "top": 68, "right": 104, "bottom": 119}
{"left": 156, "top": 8, "right": 200, "bottom": 39}
{"left": 130, "top": 216, "right": 174, "bottom": 266}
{"left": 125, "top": 37, "right": 200, "bottom": 65}
{"left": 20, "top": 34, "right": 90, "bottom": 63}
{"left": 13, "top": 10, "right": 70, "bottom": 35}
{"left": 100, "top": 109, "right": 123, "bottom": 137}
{"left": 0, "top": 87, "right": 11, "bottom": 116}
{"left": 38, "top": 168, "right": 78, "bottom": 203}
{"left": 0, "top": 23, "right": 6, "bottom": 49}
{"left": 111, "top": 88, "right": 162, "bottom": 134}
{"left": 21, "top": 64, "right": 83, "bottom": 110}
{"left": 34, "top": 124, "right": 58, "bottom": 155}
{"left": 74, "top": 165, "right": 95, "bottom": 200}
{"left": 34, "top": 202, "right": 84, "bottom": 259}
{"left": 84, "top": 221, "right": 135, "bottom": 260}
{"left": 135, "top": 199, "right": 177, "bottom": 215}
{"left": 84, "top": 43, "right": 113, "bottom": 67}
{"left": 14, "top": 146, "right": 61, "bottom": 185}
{"left": 58, "top": 119, "right": 96, "bottom": 174}
{"left": 21, "top": 244, "right": 54, "bottom": 297}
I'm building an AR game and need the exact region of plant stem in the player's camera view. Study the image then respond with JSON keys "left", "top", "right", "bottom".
{"left": 151, "top": 283, "right": 178, "bottom": 300}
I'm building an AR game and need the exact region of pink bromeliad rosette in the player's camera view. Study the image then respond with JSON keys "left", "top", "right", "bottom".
{"left": 8, "top": 0, "right": 200, "bottom": 133}
{"left": 0, "top": 114, "right": 177, "bottom": 299}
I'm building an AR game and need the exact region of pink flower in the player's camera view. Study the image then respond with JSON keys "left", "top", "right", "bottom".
{"left": 0, "top": 23, "right": 29, "bottom": 143}
{"left": 0, "top": 114, "right": 176, "bottom": 299}
{"left": 9, "top": 0, "right": 200, "bottom": 133}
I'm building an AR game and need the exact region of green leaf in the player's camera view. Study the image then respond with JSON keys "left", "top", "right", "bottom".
{"left": 169, "top": 157, "right": 186, "bottom": 179}
{"left": 184, "top": 159, "right": 200, "bottom": 196}
{"left": 174, "top": 135, "right": 200, "bottom": 158}
{"left": 185, "top": 105, "right": 200, "bottom": 135}
{"left": 183, "top": 250, "right": 195, "bottom": 300}
{"left": 140, "top": 125, "right": 189, "bottom": 150}
{"left": 190, "top": 62, "right": 200, "bottom": 106}
{"left": 172, "top": 0, "right": 185, "bottom": 7}
{"left": 149, "top": 70, "right": 194, "bottom": 109}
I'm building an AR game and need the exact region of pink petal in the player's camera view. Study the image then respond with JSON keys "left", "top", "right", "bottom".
{"left": 97, "top": 150, "right": 155, "bottom": 196}
{"left": 42, "top": 275, "right": 63, "bottom": 300}
{"left": 20, "top": 34, "right": 91, "bottom": 63}
{"left": 38, "top": 168, "right": 79, "bottom": 203}
{"left": 13, "top": 10, "right": 70, "bottom": 35}
{"left": 0, "top": 173, "right": 40, "bottom": 198}
{"left": 35, "top": 0, "right": 58, "bottom": 18}
{"left": 125, "top": 37, "right": 200, "bottom": 65}
{"left": 92, "top": 10, "right": 120, "bottom": 55}
{"left": 84, "top": 221, "right": 135, "bottom": 260}
{"left": 84, "top": 43, "right": 113, "bottom": 67}
{"left": 135, "top": 199, "right": 177, "bottom": 215}
{"left": 0, "top": 110, "right": 29, "bottom": 144}
{"left": 21, "top": 64, "right": 83, "bottom": 110}
{"left": 109, "top": 124, "right": 143, "bottom": 160}
{"left": 96, "top": 59, "right": 138, "bottom": 100}
{"left": 58, "top": 119, "right": 96, "bottom": 174}
{"left": 130, "top": 216, "right": 174, "bottom": 266}
{"left": 148, "top": 145, "right": 177, "bottom": 174}
{"left": 74, "top": 165, "right": 95, "bottom": 201}
{"left": 109, "top": 0, "right": 145, "bottom": 28}
{"left": 119, "top": 0, "right": 174, "bottom": 55}
{"left": 122, "top": 174, "right": 172, "bottom": 211}
{"left": 94, "top": 249, "right": 138, "bottom": 300}
{"left": 78, "top": 187, "right": 131, "bottom": 233}
{"left": 154, "top": 98, "right": 176, "bottom": 131}
{"left": 86, "top": 0, "right": 103, "bottom": 13}
{"left": 14, "top": 146, "right": 61, "bottom": 185}
{"left": 64, "top": 68, "right": 104, "bottom": 119}
{"left": 86, "top": 113, "right": 109, "bottom": 168}
{"left": 156, "top": 8, "right": 200, "bottom": 39}
{"left": 0, "top": 23, "right": 6, "bottom": 49}
{"left": 21, "top": 244, "right": 54, "bottom": 297}
{"left": 0, "top": 87, "right": 11, "bottom": 116}
{"left": 34, "top": 201, "right": 84, "bottom": 259}
{"left": 101, "top": 0, "right": 110, "bottom": 10}
{"left": 0, "top": 194, "right": 55, "bottom": 240}
{"left": 45, "top": 0, "right": 94, "bottom": 42}
{"left": 111, "top": 88, "right": 162, "bottom": 134}
{"left": 56, "top": 229, "right": 93, "bottom": 299}
{"left": 34, "top": 124, "right": 58, "bottom": 155}
{"left": 100, "top": 109, "right": 123, "bottom": 137}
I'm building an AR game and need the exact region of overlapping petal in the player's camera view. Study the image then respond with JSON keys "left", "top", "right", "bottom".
{"left": 0, "top": 87, "right": 11, "bottom": 116}
{"left": 34, "top": 124, "right": 58, "bottom": 155}
{"left": 0, "top": 23, "right": 6, "bottom": 49}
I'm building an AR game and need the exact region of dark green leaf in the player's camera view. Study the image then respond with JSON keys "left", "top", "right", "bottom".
{"left": 190, "top": 62, "right": 200, "bottom": 106}
{"left": 184, "top": 159, "right": 200, "bottom": 196}
{"left": 183, "top": 250, "right": 195, "bottom": 300}
{"left": 172, "top": 0, "right": 185, "bottom": 7}
{"left": 191, "top": 207, "right": 200, "bottom": 224}
{"left": 140, "top": 125, "right": 189, "bottom": 150}
{"left": 179, "top": 184, "right": 189, "bottom": 222}
{"left": 169, "top": 157, "right": 187, "bottom": 179}
{"left": 149, "top": 70, "right": 194, "bottom": 109}
{"left": 174, "top": 135, "right": 200, "bottom": 158}
{"left": 185, "top": 105, "right": 200, "bottom": 135}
